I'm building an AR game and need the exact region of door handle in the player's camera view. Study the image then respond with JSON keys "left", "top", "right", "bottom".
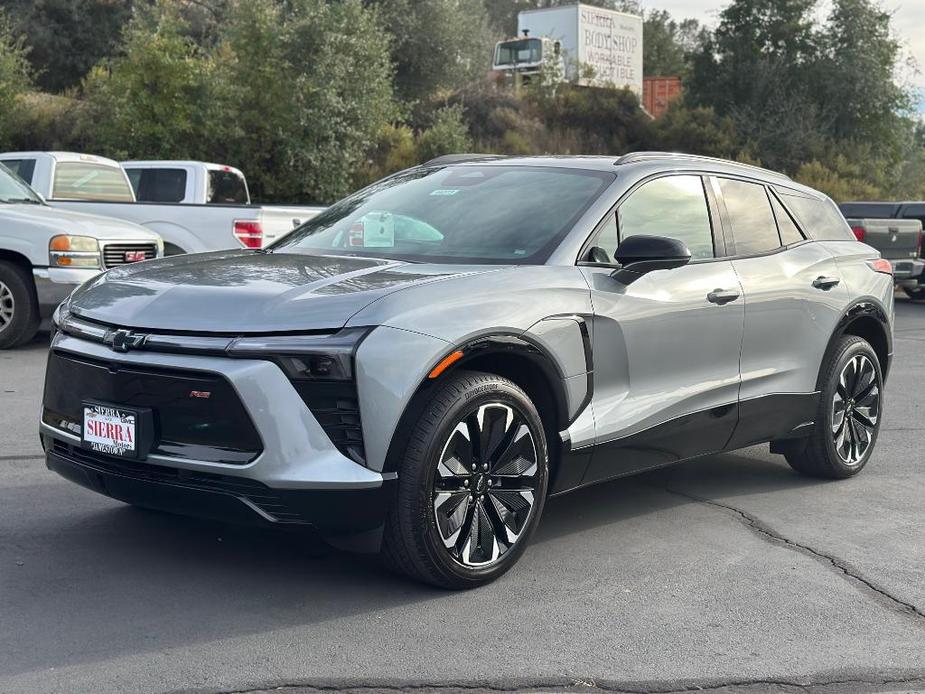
{"left": 707, "top": 288, "right": 740, "bottom": 305}
{"left": 812, "top": 276, "right": 841, "bottom": 290}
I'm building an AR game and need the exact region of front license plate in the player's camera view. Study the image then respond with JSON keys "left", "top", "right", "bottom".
{"left": 82, "top": 403, "right": 139, "bottom": 459}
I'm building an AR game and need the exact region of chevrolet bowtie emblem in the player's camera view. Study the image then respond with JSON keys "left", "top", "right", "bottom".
{"left": 108, "top": 329, "right": 146, "bottom": 353}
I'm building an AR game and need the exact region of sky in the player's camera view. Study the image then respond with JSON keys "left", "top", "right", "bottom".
{"left": 638, "top": 0, "right": 925, "bottom": 117}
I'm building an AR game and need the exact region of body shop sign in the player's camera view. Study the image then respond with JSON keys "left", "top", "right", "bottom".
{"left": 580, "top": 7, "right": 643, "bottom": 93}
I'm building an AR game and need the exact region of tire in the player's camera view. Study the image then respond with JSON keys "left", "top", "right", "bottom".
{"left": 0, "top": 261, "right": 40, "bottom": 350}
{"left": 904, "top": 286, "right": 925, "bottom": 300}
{"left": 785, "top": 335, "right": 883, "bottom": 479}
{"left": 381, "top": 370, "right": 549, "bottom": 589}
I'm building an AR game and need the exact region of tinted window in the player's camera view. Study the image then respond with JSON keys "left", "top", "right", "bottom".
{"left": 780, "top": 192, "right": 855, "bottom": 241}
{"left": 718, "top": 178, "right": 780, "bottom": 254}
{"left": 900, "top": 204, "right": 925, "bottom": 226}
{"left": 273, "top": 165, "right": 615, "bottom": 264}
{"left": 52, "top": 162, "right": 134, "bottom": 201}
{"left": 131, "top": 168, "right": 187, "bottom": 203}
{"left": 207, "top": 170, "right": 248, "bottom": 204}
{"left": 839, "top": 202, "right": 899, "bottom": 219}
{"left": 1, "top": 159, "right": 36, "bottom": 184}
{"left": 618, "top": 175, "right": 714, "bottom": 259}
{"left": 770, "top": 193, "right": 804, "bottom": 245}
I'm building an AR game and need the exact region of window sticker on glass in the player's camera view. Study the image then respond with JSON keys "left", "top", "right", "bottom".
{"left": 430, "top": 189, "right": 460, "bottom": 196}
{"left": 350, "top": 212, "right": 395, "bottom": 248}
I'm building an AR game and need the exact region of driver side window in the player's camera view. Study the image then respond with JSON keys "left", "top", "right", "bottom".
{"left": 618, "top": 175, "right": 715, "bottom": 260}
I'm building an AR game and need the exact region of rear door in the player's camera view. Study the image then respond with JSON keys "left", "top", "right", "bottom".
{"left": 580, "top": 174, "right": 745, "bottom": 484}
{"left": 712, "top": 177, "right": 850, "bottom": 449}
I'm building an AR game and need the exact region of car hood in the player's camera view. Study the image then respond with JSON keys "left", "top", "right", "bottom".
{"left": 68, "top": 250, "right": 496, "bottom": 333}
{"left": 2, "top": 202, "right": 159, "bottom": 240}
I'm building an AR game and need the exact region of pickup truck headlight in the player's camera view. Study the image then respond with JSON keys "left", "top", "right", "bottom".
{"left": 49, "top": 235, "right": 102, "bottom": 269}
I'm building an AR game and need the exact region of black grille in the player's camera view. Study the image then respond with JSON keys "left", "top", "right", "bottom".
{"left": 50, "top": 440, "right": 307, "bottom": 523}
{"left": 292, "top": 381, "right": 365, "bottom": 464}
{"left": 43, "top": 350, "right": 262, "bottom": 464}
{"left": 102, "top": 243, "right": 158, "bottom": 268}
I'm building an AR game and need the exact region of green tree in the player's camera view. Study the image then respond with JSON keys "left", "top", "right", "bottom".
{"left": 816, "top": 0, "right": 910, "bottom": 153}
{"left": 651, "top": 103, "right": 738, "bottom": 158}
{"left": 80, "top": 5, "right": 214, "bottom": 160}
{"left": 371, "top": 0, "right": 493, "bottom": 102}
{"left": 643, "top": 10, "right": 707, "bottom": 77}
{"left": 417, "top": 104, "right": 473, "bottom": 161}
{"left": 5, "top": 0, "right": 132, "bottom": 93}
{"left": 0, "top": 12, "right": 33, "bottom": 149}
{"left": 214, "top": 0, "right": 397, "bottom": 202}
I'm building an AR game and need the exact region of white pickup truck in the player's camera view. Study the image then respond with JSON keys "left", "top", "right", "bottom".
{"left": 0, "top": 152, "right": 325, "bottom": 255}
{"left": 0, "top": 163, "right": 162, "bottom": 348}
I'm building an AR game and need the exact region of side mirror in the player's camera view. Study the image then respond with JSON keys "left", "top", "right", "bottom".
{"left": 612, "top": 235, "right": 692, "bottom": 285}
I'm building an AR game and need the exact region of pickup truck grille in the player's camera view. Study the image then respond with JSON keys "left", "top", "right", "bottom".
{"left": 102, "top": 243, "right": 158, "bottom": 269}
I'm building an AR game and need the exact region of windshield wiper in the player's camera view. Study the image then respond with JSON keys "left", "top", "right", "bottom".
{"left": 2, "top": 197, "right": 42, "bottom": 204}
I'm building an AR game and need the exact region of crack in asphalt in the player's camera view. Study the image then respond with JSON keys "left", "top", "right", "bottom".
{"left": 187, "top": 672, "right": 925, "bottom": 693}
{"left": 663, "top": 488, "right": 925, "bottom": 624}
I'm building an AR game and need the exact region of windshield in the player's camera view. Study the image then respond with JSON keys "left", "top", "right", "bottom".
{"left": 495, "top": 38, "right": 543, "bottom": 66}
{"left": 271, "top": 165, "right": 614, "bottom": 264}
{"left": 0, "top": 163, "right": 44, "bottom": 204}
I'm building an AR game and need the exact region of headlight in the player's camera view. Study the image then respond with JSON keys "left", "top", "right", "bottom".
{"left": 49, "top": 235, "right": 101, "bottom": 269}
{"left": 51, "top": 301, "right": 70, "bottom": 328}
{"left": 227, "top": 327, "right": 370, "bottom": 381}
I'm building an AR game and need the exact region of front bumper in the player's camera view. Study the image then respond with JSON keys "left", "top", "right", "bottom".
{"left": 42, "top": 333, "right": 394, "bottom": 534}
{"left": 32, "top": 267, "right": 101, "bottom": 317}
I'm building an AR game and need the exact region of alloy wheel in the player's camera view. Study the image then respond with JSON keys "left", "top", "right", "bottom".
{"left": 432, "top": 402, "right": 539, "bottom": 568}
{"left": 0, "top": 280, "right": 14, "bottom": 331}
{"left": 832, "top": 354, "right": 880, "bottom": 465}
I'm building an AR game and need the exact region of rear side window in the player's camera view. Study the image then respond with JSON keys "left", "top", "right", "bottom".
{"left": 52, "top": 162, "right": 134, "bottom": 202}
{"left": 207, "top": 169, "right": 248, "bottom": 204}
{"left": 900, "top": 204, "right": 925, "bottom": 227}
{"left": 129, "top": 168, "right": 187, "bottom": 203}
{"left": 779, "top": 191, "right": 855, "bottom": 241}
{"left": 769, "top": 193, "right": 805, "bottom": 245}
{"left": 1, "top": 159, "right": 36, "bottom": 184}
{"left": 717, "top": 178, "right": 780, "bottom": 255}
{"left": 618, "top": 175, "right": 715, "bottom": 259}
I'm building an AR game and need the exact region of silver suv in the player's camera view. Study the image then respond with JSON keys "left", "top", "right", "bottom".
{"left": 41, "top": 153, "right": 894, "bottom": 588}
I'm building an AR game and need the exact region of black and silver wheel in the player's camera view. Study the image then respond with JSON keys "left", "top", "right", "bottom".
{"left": 785, "top": 335, "right": 883, "bottom": 479}
{"left": 382, "top": 370, "right": 549, "bottom": 589}
{"left": 0, "top": 261, "right": 40, "bottom": 350}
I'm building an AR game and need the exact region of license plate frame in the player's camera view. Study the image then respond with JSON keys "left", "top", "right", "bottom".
{"left": 81, "top": 401, "right": 153, "bottom": 460}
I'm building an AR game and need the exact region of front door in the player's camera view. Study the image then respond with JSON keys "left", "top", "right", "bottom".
{"left": 579, "top": 174, "right": 745, "bottom": 484}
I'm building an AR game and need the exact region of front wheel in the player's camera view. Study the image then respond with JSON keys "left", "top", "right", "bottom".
{"left": 785, "top": 335, "right": 883, "bottom": 479}
{"left": 0, "top": 261, "right": 40, "bottom": 350}
{"left": 382, "top": 371, "right": 549, "bottom": 589}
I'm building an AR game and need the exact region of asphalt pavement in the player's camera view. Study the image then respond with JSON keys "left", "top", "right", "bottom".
{"left": 1, "top": 298, "right": 924, "bottom": 694}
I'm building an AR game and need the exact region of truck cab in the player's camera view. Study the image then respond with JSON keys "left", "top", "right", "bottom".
{"left": 492, "top": 34, "right": 561, "bottom": 81}
{"left": 121, "top": 161, "right": 251, "bottom": 205}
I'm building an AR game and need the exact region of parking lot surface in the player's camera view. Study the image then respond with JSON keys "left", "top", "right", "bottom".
{"left": 1, "top": 298, "right": 924, "bottom": 694}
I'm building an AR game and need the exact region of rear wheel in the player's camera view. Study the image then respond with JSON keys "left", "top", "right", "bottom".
{"left": 0, "top": 261, "right": 40, "bottom": 349}
{"left": 382, "top": 371, "right": 549, "bottom": 589}
{"left": 904, "top": 286, "right": 925, "bottom": 300}
{"left": 785, "top": 336, "right": 882, "bottom": 479}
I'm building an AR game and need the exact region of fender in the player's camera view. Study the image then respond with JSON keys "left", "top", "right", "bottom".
{"left": 379, "top": 320, "right": 593, "bottom": 476}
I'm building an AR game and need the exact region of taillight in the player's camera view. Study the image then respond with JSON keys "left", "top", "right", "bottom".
{"left": 867, "top": 258, "right": 893, "bottom": 275}
{"left": 233, "top": 220, "right": 263, "bottom": 249}
{"left": 850, "top": 225, "right": 865, "bottom": 242}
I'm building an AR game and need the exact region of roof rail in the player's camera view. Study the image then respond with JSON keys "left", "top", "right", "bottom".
{"left": 614, "top": 151, "right": 791, "bottom": 180}
{"left": 423, "top": 153, "right": 508, "bottom": 167}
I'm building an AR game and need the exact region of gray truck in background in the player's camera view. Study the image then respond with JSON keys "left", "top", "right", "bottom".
{"left": 839, "top": 202, "right": 924, "bottom": 299}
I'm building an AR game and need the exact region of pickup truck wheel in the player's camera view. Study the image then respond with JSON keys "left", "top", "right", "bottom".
{"left": 784, "top": 336, "right": 882, "bottom": 479}
{"left": 0, "top": 261, "right": 40, "bottom": 349}
{"left": 904, "top": 286, "right": 925, "bottom": 301}
{"left": 381, "top": 370, "right": 549, "bottom": 589}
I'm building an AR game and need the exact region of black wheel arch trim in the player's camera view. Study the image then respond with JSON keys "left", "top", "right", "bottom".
{"left": 824, "top": 298, "right": 892, "bottom": 383}
{"left": 380, "top": 320, "right": 592, "bottom": 476}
